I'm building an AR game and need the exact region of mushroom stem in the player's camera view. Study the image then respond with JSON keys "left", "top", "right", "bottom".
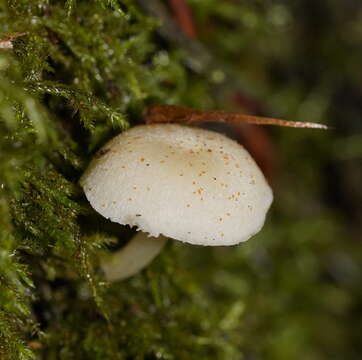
{"left": 101, "top": 232, "right": 168, "bottom": 281}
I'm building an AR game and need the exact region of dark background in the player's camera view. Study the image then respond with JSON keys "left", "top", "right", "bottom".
{"left": 168, "top": 0, "right": 362, "bottom": 358}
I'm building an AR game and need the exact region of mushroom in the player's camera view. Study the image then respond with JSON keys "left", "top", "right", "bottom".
{"left": 80, "top": 124, "right": 273, "bottom": 281}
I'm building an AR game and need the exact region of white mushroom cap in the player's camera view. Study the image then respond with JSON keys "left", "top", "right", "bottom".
{"left": 80, "top": 124, "right": 273, "bottom": 246}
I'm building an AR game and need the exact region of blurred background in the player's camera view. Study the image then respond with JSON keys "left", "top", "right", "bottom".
{"left": 151, "top": 0, "right": 362, "bottom": 358}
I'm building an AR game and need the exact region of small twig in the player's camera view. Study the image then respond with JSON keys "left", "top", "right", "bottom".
{"left": 0, "top": 32, "right": 28, "bottom": 50}
{"left": 144, "top": 104, "right": 329, "bottom": 129}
